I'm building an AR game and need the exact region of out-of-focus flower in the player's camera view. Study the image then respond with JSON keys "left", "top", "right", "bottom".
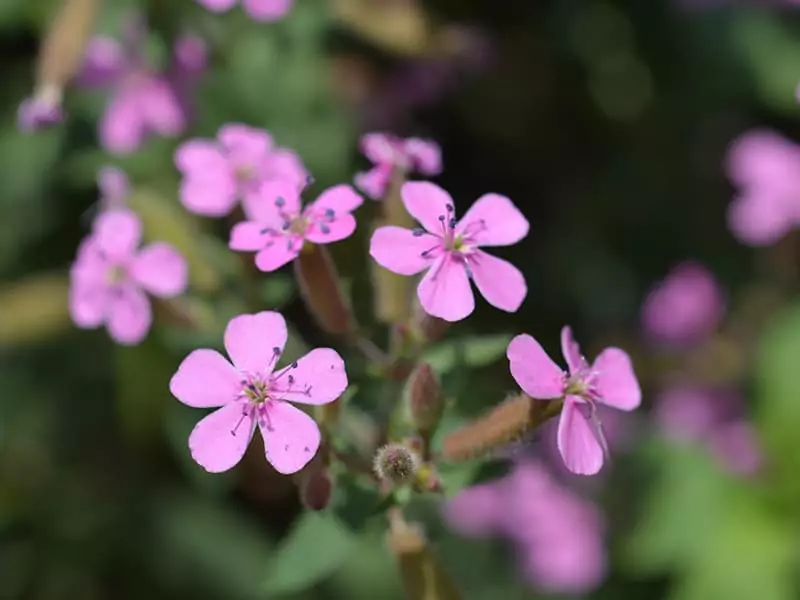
{"left": 97, "top": 165, "right": 130, "bottom": 209}
{"left": 169, "top": 311, "right": 347, "bottom": 474}
{"left": 507, "top": 327, "right": 641, "bottom": 475}
{"left": 354, "top": 133, "right": 441, "bottom": 199}
{"left": 444, "top": 460, "right": 606, "bottom": 594}
{"left": 370, "top": 182, "right": 528, "bottom": 321}
{"left": 725, "top": 129, "right": 800, "bottom": 246}
{"left": 229, "top": 180, "right": 363, "bottom": 271}
{"left": 78, "top": 19, "right": 206, "bottom": 154}
{"left": 641, "top": 261, "right": 724, "bottom": 347}
{"left": 175, "top": 124, "right": 307, "bottom": 217}
{"left": 69, "top": 208, "right": 188, "bottom": 345}
{"left": 654, "top": 385, "right": 762, "bottom": 476}
{"left": 195, "top": 0, "right": 293, "bottom": 22}
{"left": 18, "top": 87, "right": 64, "bottom": 131}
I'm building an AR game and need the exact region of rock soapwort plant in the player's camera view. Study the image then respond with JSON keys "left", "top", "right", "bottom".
{"left": 25, "top": 2, "right": 643, "bottom": 598}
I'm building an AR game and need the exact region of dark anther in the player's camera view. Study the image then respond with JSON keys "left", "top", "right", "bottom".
{"left": 320, "top": 224, "right": 330, "bottom": 234}
{"left": 305, "top": 175, "right": 314, "bottom": 185}
{"left": 247, "top": 384, "right": 257, "bottom": 392}
{"left": 448, "top": 218, "right": 457, "bottom": 229}
{"left": 291, "top": 361, "right": 298, "bottom": 368}
{"left": 287, "top": 375, "right": 294, "bottom": 385}
{"left": 281, "top": 221, "right": 291, "bottom": 231}
{"left": 438, "top": 215, "right": 445, "bottom": 222}
{"left": 324, "top": 208, "right": 335, "bottom": 218}
{"left": 275, "top": 196, "right": 285, "bottom": 207}
{"left": 412, "top": 228, "right": 425, "bottom": 237}
{"left": 446, "top": 203, "right": 454, "bottom": 212}
{"left": 272, "top": 346, "right": 281, "bottom": 354}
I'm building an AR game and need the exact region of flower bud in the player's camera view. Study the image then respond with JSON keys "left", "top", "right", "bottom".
{"left": 299, "top": 467, "right": 334, "bottom": 511}
{"left": 408, "top": 363, "right": 443, "bottom": 435}
{"left": 412, "top": 300, "right": 448, "bottom": 344}
{"left": 294, "top": 244, "right": 354, "bottom": 336}
{"left": 373, "top": 443, "right": 419, "bottom": 486}
{"left": 413, "top": 462, "right": 443, "bottom": 494}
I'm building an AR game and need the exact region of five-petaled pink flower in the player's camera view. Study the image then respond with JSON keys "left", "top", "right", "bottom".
{"left": 175, "top": 124, "right": 308, "bottom": 217}
{"left": 69, "top": 208, "right": 188, "bottom": 345}
{"left": 229, "top": 180, "right": 363, "bottom": 272}
{"left": 506, "top": 327, "right": 641, "bottom": 475}
{"left": 354, "top": 132, "right": 442, "bottom": 200}
{"left": 169, "top": 311, "right": 347, "bottom": 474}
{"left": 369, "top": 181, "right": 528, "bottom": 322}
{"left": 195, "top": 0, "right": 293, "bottom": 22}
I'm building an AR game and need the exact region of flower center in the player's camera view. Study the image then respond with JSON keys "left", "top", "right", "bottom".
{"left": 242, "top": 377, "right": 270, "bottom": 404}
{"left": 106, "top": 264, "right": 128, "bottom": 286}
{"left": 234, "top": 163, "right": 256, "bottom": 182}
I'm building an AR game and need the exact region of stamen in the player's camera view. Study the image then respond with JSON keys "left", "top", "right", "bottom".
{"left": 281, "top": 221, "right": 291, "bottom": 231}
{"left": 230, "top": 406, "right": 250, "bottom": 436}
{"left": 446, "top": 203, "right": 454, "bottom": 213}
{"left": 319, "top": 224, "right": 330, "bottom": 235}
{"left": 275, "top": 196, "right": 285, "bottom": 208}
{"left": 448, "top": 217, "right": 457, "bottom": 229}
{"left": 305, "top": 175, "right": 315, "bottom": 186}
{"left": 324, "top": 208, "right": 335, "bottom": 220}
{"left": 412, "top": 228, "right": 425, "bottom": 237}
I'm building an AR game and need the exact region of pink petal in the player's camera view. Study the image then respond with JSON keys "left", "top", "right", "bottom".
{"left": 229, "top": 221, "right": 271, "bottom": 252}
{"left": 456, "top": 193, "right": 529, "bottom": 247}
{"left": 180, "top": 177, "right": 238, "bottom": 217}
{"left": 78, "top": 36, "right": 125, "bottom": 87}
{"left": 218, "top": 123, "right": 272, "bottom": 164}
{"left": 106, "top": 285, "right": 152, "bottom": 345}
{"left": 307, "top": 184, "right": 363, "bottom": 214}
{"left": 247, "top": 180, "right": 301, "bottom": 222}
{"left": 560, "top": 326, "right": 584, "bottom": 373}
{"left": 443, "top": 482, "right": 505, "bottom": 538}
{"left": 404, "top": 138, "right": 442, "bottom": 174}
{"left": 726, "top": 129, "right": 800, "bottom": 191}
{"left": 223, "top": 311, "right": 287, "bottom": 375}
{"left": 195, "top": 0, "right": 238, "bottom": 12}
{"left": 727, "top": 193, "right": 793, "bottom": 246}
{"left": 140, "top": 77, "right": 185, "bottom": 137}
{"left": 93, "top": 208, "right": 142, "bottom": 259}
{"left": 272, "top": 348, "right": 347, "bottom": 405}
{"left": 189, "top": 402, "right": 255, "bottom": 473}
{"left": 174, "top": 140, "right": 227, "bottom": 174}
{"left": 417, "top": 255, "right": 474, "bottom": 321}
{"left": 99, "top": 89, "right": 144, "bottom": 154}
{"left": 360, "top": 132, "right": 396, "bottom": 165}
{"left": 303, "top": 185, "right": 363, "bottom": 244}
{"left": 592, "top": 348, "right": 641, "bottom": 411}
{"left": 131, "top": 242, "right": 188, "bottom": 298}
{"left": 98, "top": 166, "right": 129, "bottom": 207}
{"left": 557, "top": 397, "right": 604, "bottom": 475}
{"left": 242, "top": 0, "right": 293, "bottom": 21}
{"left": 170, "top": 349, "right": 241, "bottom": 408}
{"left": 305, "top": 213, "right": 357, "bottom": 244}
{"left": 263, "top": 148, "right": 308, "bottom": 187}
{"left": 468, "top": 250, "right": 526, "bottom": 313}
{"left": 69, "top": 283, "right": 108, "bottom": 328}
{"left": 354, "top": 166, "right": 391, "bottom": 200}
{"left": 369, "top": 226, "right": 437, "bottom": 275}
{"left": 506, "top": 334, "right": 565, "bottom": 399}
{"left": 254, "top": 238, "right": 301, "bottom": 272}
{"left": 402, "top": 181, "right": 456, "bottom": 234}
{"left": 260, "top": 401, "right": 320, "bottom": 474}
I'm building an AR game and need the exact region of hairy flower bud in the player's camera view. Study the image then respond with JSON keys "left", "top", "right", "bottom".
{"left": 408, "top": 363, "right": 444, "bottom": 435}
{"left": 374, "top": 443, "right": 419, "bottom": 486}
{"left": 294, "top": 244, "right": 354, "bottom": 336}
{"left": 299, "top": 467, "right": 334, "bottom": 511}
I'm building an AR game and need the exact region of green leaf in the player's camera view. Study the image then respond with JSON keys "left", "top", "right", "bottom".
{"left": 422, "top": 334, "right": 512, "bottom": 374}
{"left": 263, "top": 512, "right": 356, "bottom": 595}
{"left": 260, "top": 274, "right": 295, "bottom": 309}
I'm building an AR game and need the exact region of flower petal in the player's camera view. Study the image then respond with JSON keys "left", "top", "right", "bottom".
{"left": 354, "top": 166, "right": 391, "bottom": 200}
{"left": 370, "top": 226, "right": 437, "bottom": 275}
{"left": 727, "top": 193, "right": 792, "bottom": 247}
{"left": 242, "top": 0, "right": 293, "bottom": 21}
{"left": 229, "top": 221, "right": 271, "bottom": 252}
{"left": 304, "top": 186, "right": 362, "bottom": 243}
{"left": 141, "top": 79, "right": 185, "bottom": 137}
{"left": 360, "top": 132, "right": 396, "bottom": 165}
{"left": 263, "top": 148, "right": 308, "bottom": 187}
{"left": 506, "top": 334, "right": 565, "bottom": 399}
{"left": 468, "top": 251, "right": 526, "bottom": 313}
{"left": 457, "top": 193, "right": 529, "bottom": 247}
{"left": 99, "top": 89, "right": 144, "bottom": 154}
{"left": 247, "top": 180, "right": 301, "bottom": 222}
{"left": 131, "top": 243, "right": 188, "bottom": 297}
{"left": 189, "top": 402, "right": 255, "bottom": 473}
{"left": 402, "top": 181, "right": 456, "bottom": 234}
{"left": 106, "top": 285, "right": 152, "bottom": 345}
{"left": 224, "top": 311, "right": 287, "bottom": 375}
{"left": 260, "top": 402, "right": 320, "bottom": 474}
{"left": 78, "top": 36, "right": 125, "bottom": 86}
{"left": 404, "top": 138, "right": 442, "bottom": 174}
{"left": 98, "top": 166, "right": 129, "bottom": 206}
{"left": 417, "top": 255, "right": 474, "bottom": 321}
{"left": 557, "top": 397, "right": 604, "bottom": 476}
{"left": 69, "top": 283, "right": 109, "bottom": 329}
{"left": 218, "top": 123, "right": 272, "bottom": 163}
{"left": 272, "top": 348, "right": 347, "bottom": 405}
{"left": 174, "top": 139, "right": 227, "bottom": 174}
{"left": 560, "top": 326, "right": 585, "bottom": 373}
{"left": 180, "top": 177, "right": 238, "bottom": 217}
{"left": 170, "top": 349, "right": 241, "bottom": 408}
{"left": 93, "top": 208, "right": 142, "bottom": 260}
{"left": 592, "top": 348, "right": 641, "bottom": 411}
{"left": 254, "top": 238, "right": 301, "bottom": 272}
{"left": 305, "top": 213, "right": 357, "bottom": 244}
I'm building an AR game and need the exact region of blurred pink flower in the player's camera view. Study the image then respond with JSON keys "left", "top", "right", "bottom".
{"left": 229, "top": 180, "right": 363, "bottom": 272}
{"left": 18, "top": 88, "right": 63, "bottom": 132}
{"left": 444, "top": 460, "right": 606, "bottom": 594}
{"left": 354, "top": 133, "right": 441, "bottom": 199}
{"left": 370, "top": 182, "right": 528, "bottom": 321}
{"left": 725, "top": 129, "right": 800, "bottom": 246}
{"left": 175, "top": 124, "right": 307, "bottom": 217}
{"left": 507, "top": 326, "right": 641, "bottom": 475}
{"left": 78, "top": 20, "right": 206, "bottom": 154}
{"left": 654, "top": 385, "right": 762, "bottom": 476}
{"left": 195, "top": 0, "right": 292, "bottom": 22}
{"left": 69, "top": 208, "right": 188, "bottom": 345}
{"left": 641, "top": 261, "right": 724, "bottom": 346}
{"left": 169, "top": 311, "right": 347, "bottom": 473}
{"left": 97, "top": 166, "right": 130, "bottom": 209}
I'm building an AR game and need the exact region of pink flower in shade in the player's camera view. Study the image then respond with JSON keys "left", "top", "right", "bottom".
{"left": 175, "top": 124, "right": 308, "bottom": 217}
{"left": 507, "top": 327, "right": 641, "bottom": 475}
{"left": 169, "top": 311, "right": 347, "bottom": 474}
{"left": 369, "top": 182, "right": 528, "bottom": 322}
{"left": 78, "top": 19, "right": 203, "bottom": 154}
{"left": 725, "top": 129, "right": 800, "bottom": 246}
{"left": 18, "top": 88, "right": 63, "bottom": 132}
{"left": 69, "top": 209, "right": 188, "bottom": 345}
{"left": 641, "top": 261, "right": 724, "bottom": 347}
{"left": 229, "top": 180, "right": 363, "bottom": 272}
{"left": 195, "top": 0, "right": 293, "bottom": 22}
{"left": 354, "top": 133, "right": 442, "bottom": 199}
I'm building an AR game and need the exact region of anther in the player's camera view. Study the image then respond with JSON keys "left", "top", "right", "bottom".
{"left": 448, "top": 217, "right": 456, "bottom": 229}
{"left": 446, "top": 203, "right": 454, "bottom": 212}
{"left": 320, "top": 224, "right": 330, "bottom": 235}
{"left": 412, "top": 228, "right": 425, "bottom": 237}
{"left": 275, "top": 196, "right": 285, "bottom": 207}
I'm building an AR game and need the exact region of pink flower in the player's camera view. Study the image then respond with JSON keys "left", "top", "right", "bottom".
{"left": 195, "top": 0, "right": 293, "bottom": 22}
{"left": 169, "top": 311, "right": 347, "bottom": 474}
{"left": 229, "top": 180, "right": 363, "bottom": 272}
{"left": 97, "top": 166, "right": 130, "bottom": 209}
{"left": 641, "top": 261, "right": 724, "bottom": 346}
{"left": 175, "top": 124, "right": 308, "bottom": 217}
{"left": 725, "top": 129, "right": 800, "bottom": 246}
{"left": 69, "top": 208, "right": 188, "bottom": 345}
{"left": 78, "top": 20, "right": 205, "bottom": 154}
{"left": 354, "top": 133, "right": 442, "bottom": 199}
{"left": 18, "top": 88, "right": 63, "bottom": 132}
{"left": 369, "top": 182, "right": 528, "bottom": 322}
{"left": 507, "top": 327, "right": 641, "bottom": 475}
